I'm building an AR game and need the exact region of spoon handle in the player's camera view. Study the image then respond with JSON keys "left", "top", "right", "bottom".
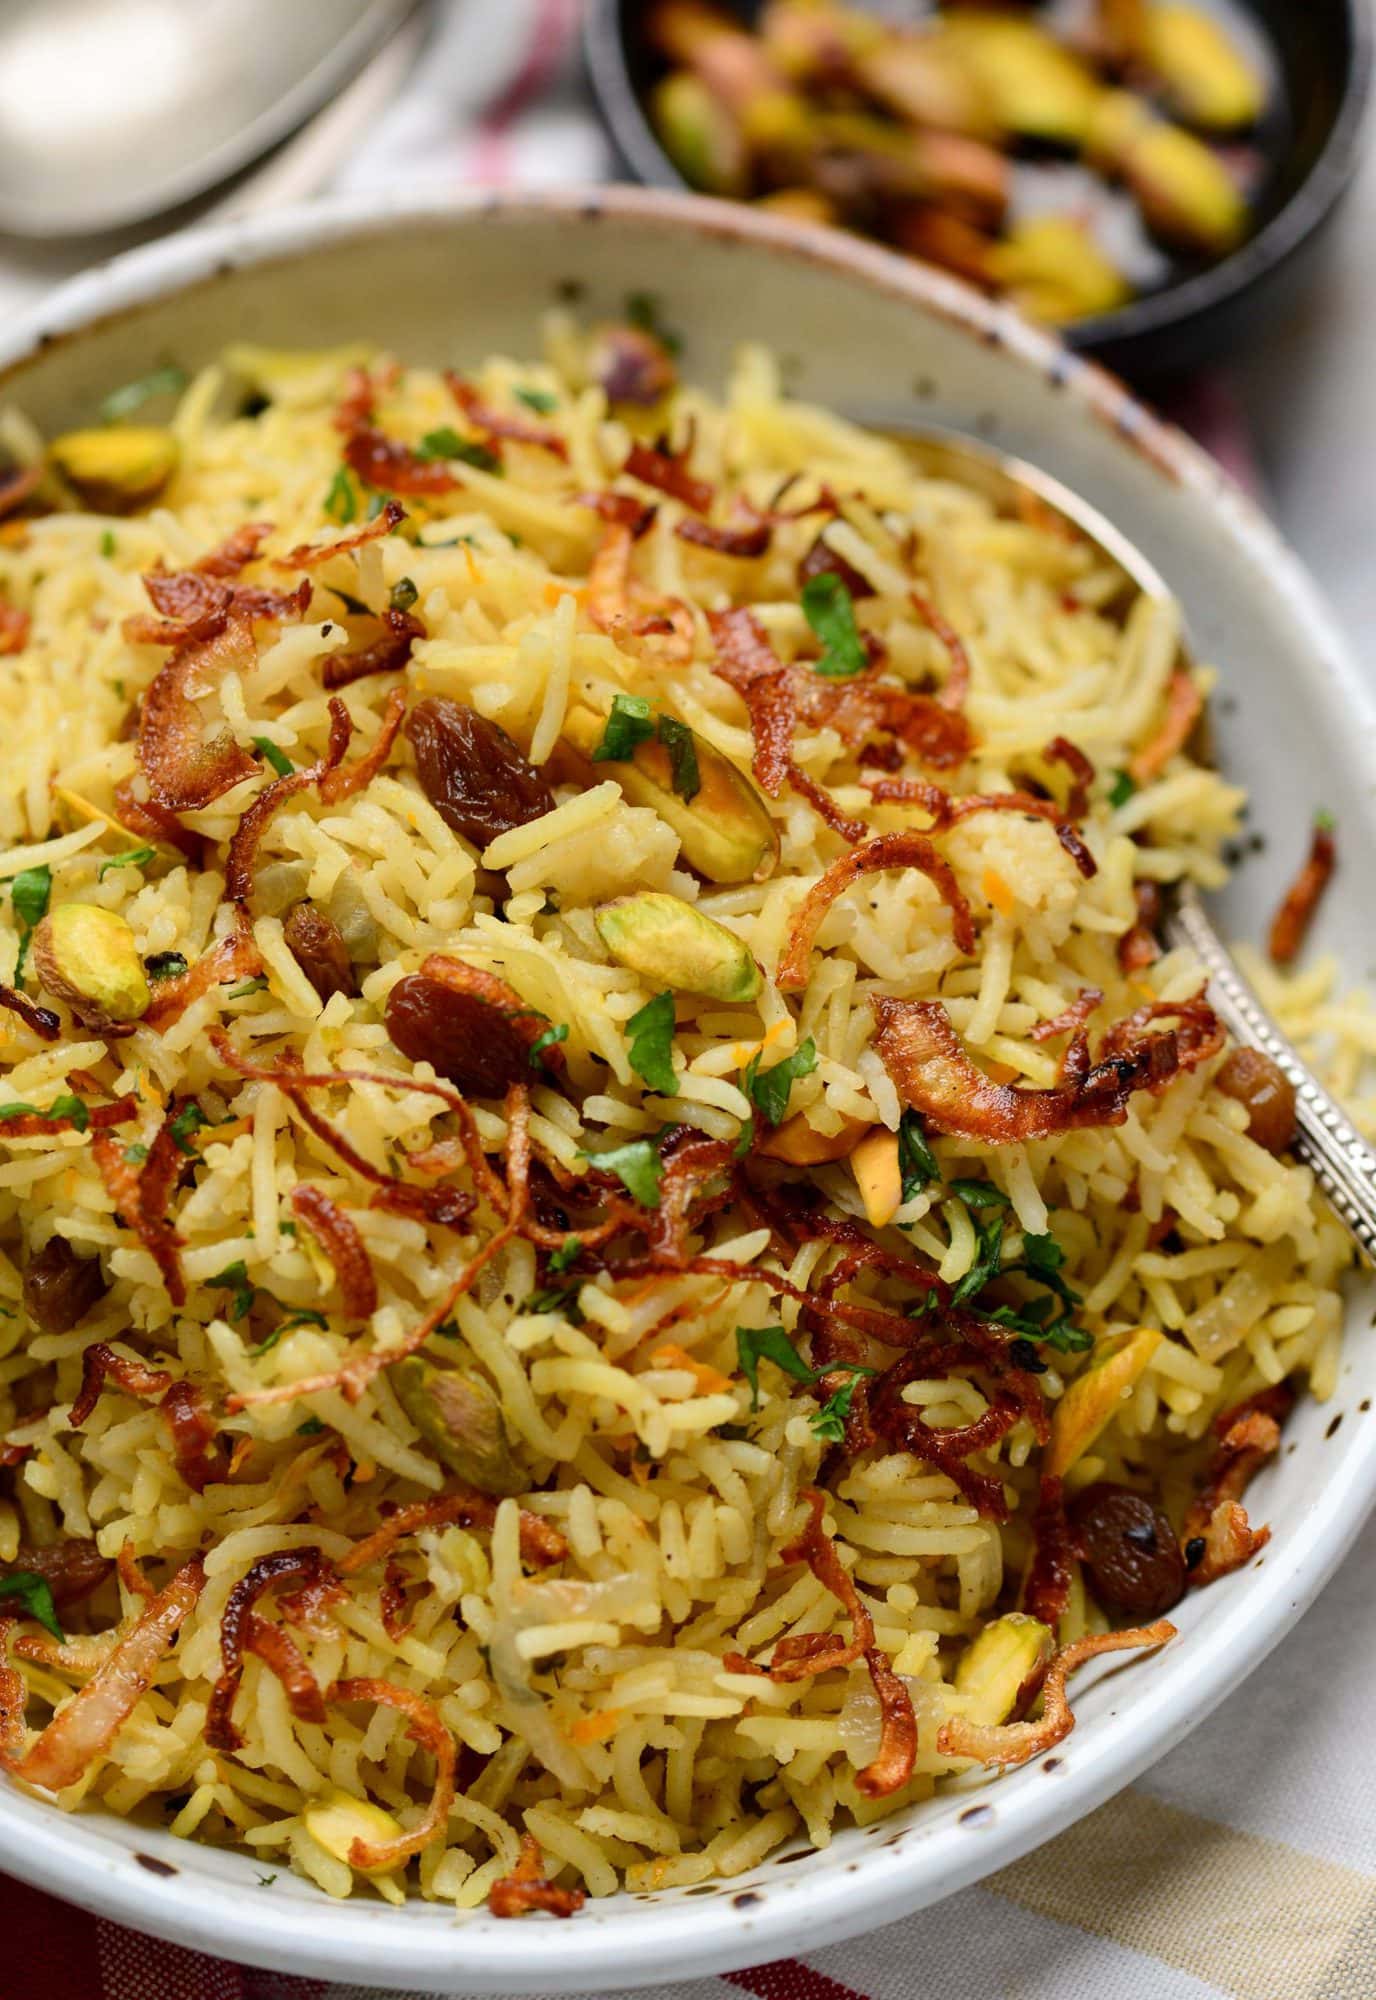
{"left": 1165, "top": 882, "right": 1376, "bottom": 1264}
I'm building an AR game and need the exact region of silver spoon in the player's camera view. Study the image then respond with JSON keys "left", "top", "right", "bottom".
{"left": 887, "top": 425, "right": 1376, "bottom": 1264}
{"left": 0, "top": 0, "right": 416, "bottom": 239}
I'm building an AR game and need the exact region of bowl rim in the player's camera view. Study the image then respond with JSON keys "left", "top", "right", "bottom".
{"left": 0, "top": 182, "right": 1373, "bottom": 1993}
{"left": 580, "top": 0, "right": 1375, "bottom": 355}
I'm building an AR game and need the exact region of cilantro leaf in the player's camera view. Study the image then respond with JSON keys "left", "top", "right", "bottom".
{"left": 210, "top": 1260, "right": 256, "bottom": 1321}
{"left": 515, "top": 387, "right": 558, "bottom": 414}
{"left": 324, "top": 466, "right": 357, "bottom": 525}
{"left": 592, "top": 693, "right": 656, "bottom": 763}
{"left": 100, "top": 364, "right": 187, "bottom": 424}
{"left": 296, "top": 1417, "right": 325, "bottom": 1436}
{"left": 946, "top": 1179, "right": 1010, "bottom": 1210}
{"left": 226, "top": 976, "right": 270, "bottom": 999}
{"left": 582, "top": 1136, "right": 664, "bottom": 1208}
{"left": 0, "top": 1103, "right": 37, "bottom": 1121}
{"left": 1039, "top": 1319, "right": 1094, "bottom": 1355}
{"left": 168, "top": 1103, "right": 206, "bottom": 1156}
{"left": 98, "top": 845, "right": 155, "bottom": 880}
{"left": 548, "top": 1234, "right": 581, "bottom": 1275}
{"left": 11, "top": 865, "right": 51, "bottom": 932}
{"left": 1020, "top": 1231, "right": 1082, "bottom": 1307}
{"left": 144, "top": 950, "right": 188, "bottom": 983}
{"left": 1108, "top": 769, "right": 1136, "bottom": 809}
{"left": 0, "top": 1571, "right": 63, "bottom": 1640}
{"left": 810, "top": 1365, "right": 875, "bottom": 1444}
{"left": 47, "top": 1093, "right": 89, "bottom": 1133}
{"left": 99, "top": 529, "right": 117, "bottom": 558}
{"left": 897, "top": 1110, "right": 940, "bottom": 1200}
{"left": 742, "top": 1038, "right": 817, "bottom": 1128}
{"left": 252, "top": 737, "right": 294, "bottom": 778}
{"left": 626, "top": 992, "right": 678, "bottom": 1096}
{"left": 736, "top": 1325, "right": 813, "bottom": 1410}
{"left": 655, "top": 716, "right": 701, "bottom": 802}
{"left": 801, "top": 573, "right": 867, "bottom": 679}
{"left": 523, "top": 1282, "right": 585, "bottom": 1322}
{"left": 950, "top": 1210, "right": 1006, "bottom": 1307}
{"left": 528, "top": 1022, "right": 569, "bottom": 1065}
{"left": 416, "top": 428, "right": 500, "bottom": 473}
{"left": 123, "top": 1142, "right": 149, "bottom": 1164}
{"left": 389, "top": 576, "right": 419, "bottom": 614}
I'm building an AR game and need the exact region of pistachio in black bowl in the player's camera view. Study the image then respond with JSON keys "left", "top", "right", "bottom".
{"left": 585, "top": 0, "right": 1372, "bottom": 378}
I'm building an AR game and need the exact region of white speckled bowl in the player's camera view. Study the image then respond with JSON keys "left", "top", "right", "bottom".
{"left": 0, "top": 187, "right": 1372, "bottom": 1995}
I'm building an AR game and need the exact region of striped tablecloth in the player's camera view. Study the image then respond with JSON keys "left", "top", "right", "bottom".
{"left": 3, "top": 4, "right": 1370, "bottom": 1996}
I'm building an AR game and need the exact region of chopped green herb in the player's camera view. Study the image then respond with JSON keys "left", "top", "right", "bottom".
{"left": 736, "top": 1325, "right": 813, "bottom": 1410}
{"left": 98, "top": 844, "right": 155, "bottom": 880}
{"left": 0, "top": 1571, "right": 63, "bottom": 1641}
{"left": 626, "top": 991, "right": 678, "bottom": 1096}
{"left": 327, "top": 584, "right": 371, "bottom": 617}
{"left": 734, "top": 1115, "right": 755, "bottom": 1159}
{"left": 252, "top": 737, "right": 295, "bottom": 778}
{"left": 167, "top": 1103, "right": 206, "bottom": 1155}
{"left": 99, "top": 529, "right": 117, "bottom": 558}
{"left": 255, "top": 1873, "right": 278, "bottom": 1889}
{"left": 324, "top": 466, "right": 357, "bottom": 525}
{"left": 1039, "top": 1318, "right": 1094, "bottom": 1355}
{"left": 593, "top": 692, "right": 655, "bottom": 763}
{"left": 11, "top": 865, "right": 51, "bottom": 932}
{"left": 226, "top": 976, "right": 270, "bottom": 999}
{"left": 742, "top": 1037, "right": 817, "bottom": 1128}
{"left": 416, "top": 427, "right": 501, "bottom": 473}
{"left": 46, "top": 1093, "right": 89, "bottom": 1133}
{"left": 947, "top": 1179, "right": 1010, "bottom": 1210}
{"left": 0, "top": 1103, "right": 37, "bottom": 1121}
{"left": 279, "top": 1221, "right": 297, "bottom": 1236}
{"left": 656, "top": 715, "right": 701, "bottom": 802}
{"left": 801, "top": 573, "right": 867, "bottom": 679}
{"left": 582, "top": 1136, "right": 664, "bottom": 1208}
{"left": 810, "top": 1365, "right": 876, "bottom": 1444}
{"left": 950, "top": 1210, "right": 1006, "bottom": 1307}
{"left": 897, "top": 1110, "right": 940, "bottom": 1201}
{"left": 123, "top": 1143, "right": 150, "bottom": 1165}
{"left": 1020, "top": 1230, "right": 1082, "bottom": 1307}
{"left": 625, "top": 291, "right": 683, "bottom": 357}
{"left": 515, "top": 387, "right": 558, "bottom": 414}
{"left": 99, "top": 363, "right": 188, "bottom": 424}
{"left": 1108, "top": 769, "right": 1136, "bottom": 809}
{"left": 1315, "top": 807, "right": 1336, "bottom": 833}
{"left": 210, "top": 1260, "right": 256, "bottom": 1322}
{"left": 528, "top": 1022, "right": 569, "bottom": 1065}
{"left": 548, "top": 1234, "right": 581, "bottom": 1275}
{"left": 144, "top": 950, "right": 188, "bottom": 983}
{"left": 389, "top": 575, "right": 419, "bottom": 613}
{"left": 296, "top": 1417, "right": 325, "bottom": 1436}
{"left": 252, "top": 1304, "right": 331, "bottom": 1356}
{"left": 523, "top": 1282, "right": 585, "bottom": 1322}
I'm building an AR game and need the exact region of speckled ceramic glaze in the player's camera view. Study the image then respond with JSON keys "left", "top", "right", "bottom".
{"left": 0, "top": 188, "right": 1371, "bottom": 1995}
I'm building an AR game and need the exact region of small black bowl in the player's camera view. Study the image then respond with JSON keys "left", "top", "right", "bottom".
{"left": 584, "top": 0, "right": 1372, "bottom": 380}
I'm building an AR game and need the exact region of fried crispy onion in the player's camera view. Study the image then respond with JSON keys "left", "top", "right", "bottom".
{"left": 0, "top": 1094, "right": 134, "bottom": 1141}
{"left": 280, "top": 497, "right": 407, "bottom": 567}
{"left": 863, "top": 775, "right": 1095, "bottom": 879}
{"left": 7, "top": 1555, "right": 205, "bottom": 1791}
{"left": 447, "top": 375, "right": 569, "bottom": 461}
{"left": 1128, "top": 669, "right": 1204, "bottom": 785}
{"left": 733, "top": 1489, "right": 915, "bottom": 1798}
{"left": 1043, "top": 736, "right": 1094, "bottom": 820}
{"left": 1268, "top": 819, "right": 1336, "bottom": 967}
{"left": 871, "top": 996, "right": 1202, "bottom": 1143}
{"left": 324, "top": 1678, "right": 457, "bottom": 1871}
{"left": 337, "top": 1489, "right": 567, "bottom": 1577}
{"left": 290, "top": 1185, "right": 378, "bottom": 1321}
{"left": 0, "top": 986, "right": 60, "bottom": 1041}
{"left": 675, "top": 516, "right": 772, "bottom": 559}
{"left": 207, "top": 1547, "right": 337, "bottom": 1750}
{"left": 1183, "top": 1385, "right": 1291, "bottom": 1588}
{"left": 938, "top": 1621, "right": 1175, "bottom": 1769}
{"left": 777, "top": 831, "right": 975, "bottom": 989}
{"left": 489, "top": 1832, "right": 587, "bottom": 1919}
{"left": 137, "top": 613, "right": 260, "bottom": 811}
{"left": 143, "top": 921, "right": 263, "bottom": 1031}
{"left": 91, "top": 1111, "right": 189, "bottom": 1306}
{"left": 908, "top": 589, "right": 970, "bottom": 712}
{"left": 623, "top": 437, "right": 713, "bottom": 514}
{"left": 870, "top": 1355, "right": 1021, "bottom": 1519}
{"left": 67, "top": 1341, "right": 226, "bottom": 1490}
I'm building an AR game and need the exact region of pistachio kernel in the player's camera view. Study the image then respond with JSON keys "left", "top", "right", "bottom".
{"left": 48, "top": 427, "right": 179, "bottom": 513}
{"left": 31, "top": 904, "right": 151, "bottom": 1035}
{"left": 595, "top": 892, "right": 762, "bottom": 1003}
{"left": 392, "top": 1356, "right": 523, "bottom": 1496}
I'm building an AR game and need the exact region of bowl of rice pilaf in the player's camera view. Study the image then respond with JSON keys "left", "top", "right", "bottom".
{"left": 0, "top": 189, "right": 1370, "bottom": 1994}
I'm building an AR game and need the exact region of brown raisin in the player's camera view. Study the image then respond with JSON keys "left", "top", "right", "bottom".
{"left": 1068, "top": 1482, "right": 1186, "bottom": 1618}
{"left": 405, "top": 698, "right": 553, "bottom": 849}
{"left": 588, "top": 325, "right": 676, "bottom": 407}
{"left": 1215, "top": 1046, "right": 1297, "bottom": 1156}
{"left": 385, "top": 972, "right": 541, "bottom": 1097}
{"left": 283, "top": 903, "right": 356, "bottom": 1003}
{"left": 23, "top": 1237, "right": 107, "bottom": 1334}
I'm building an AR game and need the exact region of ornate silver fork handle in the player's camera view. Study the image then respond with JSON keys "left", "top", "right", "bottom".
{"left": 1165, "top": 881, "right": 1376, "bottom": 1264}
